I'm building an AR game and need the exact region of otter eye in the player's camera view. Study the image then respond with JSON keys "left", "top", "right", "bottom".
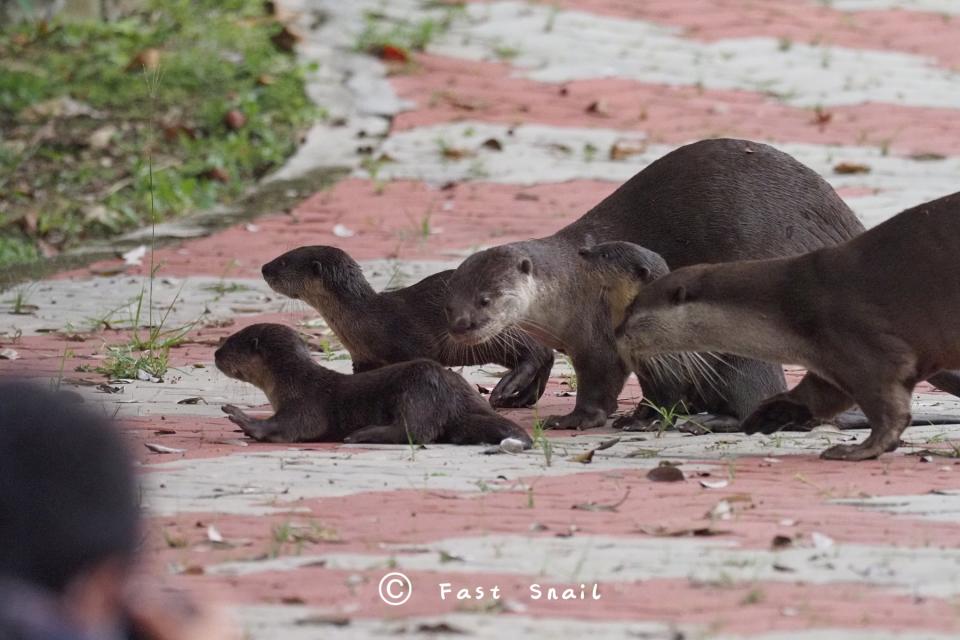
{"left": 478, "top": 295, "right": 491, "bottom": 307}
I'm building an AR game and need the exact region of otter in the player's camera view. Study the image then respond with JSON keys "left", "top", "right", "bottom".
{"left": 615, "top": 192, "right": 960, "bottom": 460}
{"left": 215, "top": 323, "right": 532, "bottom": 446}
{"left": 261, "top": 246, "right": 554, "bottom": 409}
{"left": 583, "top": 240, "right": 960, "bottom": 431}
{"left": 444, "top": 138, "right": 864, "bottom": 429}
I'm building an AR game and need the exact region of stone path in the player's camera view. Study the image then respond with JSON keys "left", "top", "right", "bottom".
{"left": 4, "top": 1, "right": 960, "bottom": 638}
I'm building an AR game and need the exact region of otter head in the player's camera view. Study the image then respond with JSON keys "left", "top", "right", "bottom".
{"left": 214, "top": 323, "right": 311, "bottom": 385}
{"left": 615, "top": 265, "right": 707, "bottom": 358}
{"left": 261, "top": 246, "right": 368, "bottom": 302}
{"left": 578, "top": 242, "right": 670, "bottom": 328}
{"left": 444, "top": 245, "right": 535, "bottom": 345}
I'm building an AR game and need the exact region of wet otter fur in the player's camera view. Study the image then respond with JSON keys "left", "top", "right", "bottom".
{"left": 261, "top": 246, "right": 554, "bottom": 408}
{"left": 215, "top": 323, "right": 532, "bottom": 447}
{"left": 615, "top": 192, "right": 960, "bottom": 460}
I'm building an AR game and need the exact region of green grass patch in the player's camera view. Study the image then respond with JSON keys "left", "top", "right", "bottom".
{"left": 0, "top": 0, "right": 320, "bottom": 268}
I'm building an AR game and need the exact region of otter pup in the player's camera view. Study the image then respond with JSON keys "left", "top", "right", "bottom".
{"left": 261, "top": 246, "right": 554, "bottom": 409}
{"left": 444, "top": 139, "right": 863, "bottom": 430}
{"left": 215, "top": 323, "right": 532, "bottom": 446}
{"left": 615, "top": 192, "right": 960, "bottom": 460}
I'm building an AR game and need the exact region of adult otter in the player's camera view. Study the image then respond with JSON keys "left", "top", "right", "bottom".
{"left": 444, "top": 138, "right": 864, "bottom": 429}
{"left": 615, "top": 192, "right": 960, "bottom": 460}
{"left": 583, "top": 240, "right": 960, "bottom": 431}
{"left": 261, "top": 246, "right": 554, "bottom": 408}
{"left": 215, "top": 323, "right": 532, "bottom": 446}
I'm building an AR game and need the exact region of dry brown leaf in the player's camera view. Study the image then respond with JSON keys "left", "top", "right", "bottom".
{"left": 834, "top": 162, "right": 871, "bottom": 175}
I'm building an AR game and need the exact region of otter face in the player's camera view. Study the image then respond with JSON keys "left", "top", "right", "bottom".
{"left": 615, "top": 266, "right": 704, "bottom": 358}
{"left": 261, "top": 246, "right": 364, "bottom": 300}
{"left": 444, "top": 245, "right": 535, "bottom": 345}
{"left": 215, "top": 323, "right": 310, "bottom": 383}
{"left": 579, "top": 242, "right": 670, "bottom": 328}
{"left": 578, "top": 241, "right": 669, "bottom": 287}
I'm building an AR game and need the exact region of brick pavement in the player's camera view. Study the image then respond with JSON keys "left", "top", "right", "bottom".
{"left": 4, "top": 1, "right": 960, "bottom": 638}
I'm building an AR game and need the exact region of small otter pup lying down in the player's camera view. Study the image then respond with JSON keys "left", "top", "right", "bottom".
{"left": 261, "top": 246, "right": 554, "bottom": 409}
{"left": 611, "top": 192, "right": 960, "bottom": 460}
{"left": 215, "top": 323, "right": 532, "bottom": 447}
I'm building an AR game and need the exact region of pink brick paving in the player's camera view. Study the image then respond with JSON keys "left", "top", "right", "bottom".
{"left": 5, "top": 1, "right": 960, "bottom": 638}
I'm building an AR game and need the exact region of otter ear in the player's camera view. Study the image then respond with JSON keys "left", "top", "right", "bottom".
{"left": 634, "top": 265, "right": 652, "bottom": 283}
{"left": 250, "top": 336, "right": 260, "bottom": 351}
{"left": 671, "top": 286, "right": 687, "bottom": 305}
{"left": 312, "top": 260, "right": 322, "bottom": 276}
{"left": 518, "top": 258, "right": 532, "bottom": 275}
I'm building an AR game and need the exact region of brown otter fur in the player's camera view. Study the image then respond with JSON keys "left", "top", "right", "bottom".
{"left": 215, "top": 323, "right": 532, "bottom": 446}
{"left": 615, "top": 192, "right": 960, "bottom": 460}
{"left": 444, "top": 138, "right": 863, "bottom": 430}
{"left": 261, "top": 246, "right": 554, "bottom": 408}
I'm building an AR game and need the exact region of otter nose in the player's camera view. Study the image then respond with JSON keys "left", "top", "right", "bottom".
{"left": 450, "top": 314, "right": 478, "bottom": 335}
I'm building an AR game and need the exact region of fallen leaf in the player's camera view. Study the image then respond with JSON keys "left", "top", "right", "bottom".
{"left": 257, "top": 74, "right": 275, "bottom": 86}
{"left": 771, "top": 534, "right": 793, "bottom": 549}
{"left": 126, "top": 48, "right": 161, "bottom": 72}
{"left": 910, "top": 152, "right": 946, "bottom": 162}
{"left": 706, "top": 500, "right": 732, "bottom": 520}
{"left": 23, "top": 96, "right": 102, "bottom": 120}
{"left": 203, "top": 167, "right": 230, "bottom": 183}
{"left": 280, "top": 596, "right": 306, "bottom": 605}
{"left": 572, "top": 488, "right": 631, "bottom": 512}
{"left": 595, "top": 437, "right": 620, "bottom": 451}
{"left": 144, "top": 443, "right": 186, "bottom": 454}
{"left": 481, "top": 138, "right": 503, "bottom": 151}
{"left": 811, "top": 531, "right": 834, "bottom": 550}
{"left": 440, "top": 92, "right": 486, "bottom": 111}
{"left": 271, "top": 25, "right": 302, "bottom": 52}
{"left": 834, "top": 162, "right": 871, "bottom": 175}
{"left": 476, "top": 384, "right": 491, "bottom": 395}
{"left": 609, "top": 139, "right": 646, "bottom": 160}
{"left": 122, "top": 245, "right": 147, "bottom": 266}
{"left": 416, "top": 622, "right": 467, "bottom": 634}
{"left": 585, "top": 100, "right": 609, "bottom": 116}
{"left": 811, "top": 107, "right": 832, "bottom": 126}
{"left": 0, "top": 348, "right": 20, "bottom": 359}
{"left": 441, "top": 146, "right": 473, "bottom": 160}
{"left": 177, "top": 397, "right": 207, "bottom": 405}
{"left": 224, "top": 110, "right": 246, "bottom": 130}
{"left": 88, "top": 125, "right": 118, "bottom": 150}
{"left": 333, "top": 223, "right": 355, "bottom": 238}
{"left": 636, "top": 526, "right": 731, "bottom": 537}
{"left": 570, "top": 449, "right": 594, "bottom": 464}
{"left": 375, "top": 44, "right": 409, "bottom": 62}
{"left": 96, "top": 384, "right": 122, "bottom": 394}
{"left": 647, "top": 463, "right": 685, "bottom": 482}
{"left": 154, "top": 429, "right": 177, "bottom": 435}
{"left": 699, "top": 479, "right": 729, "bottom": 489}
{"left": 207, "top": 525, "right": 224, "bottom": 543}
{"left": 295, "top": 615, "right": 351, "bottom": 627}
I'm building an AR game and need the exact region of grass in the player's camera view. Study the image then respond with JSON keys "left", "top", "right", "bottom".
{"left": 640, "top": 398, "right": 688, "bottom": 437}
{"left": 0, "top": 0, "right": 319, "bottom": 269}
{"left": 531, "top": 412, "right": 553, "bottom": 467}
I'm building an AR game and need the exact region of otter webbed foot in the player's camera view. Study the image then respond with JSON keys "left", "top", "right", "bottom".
{"left": 490, "top": 370, "right": 541, "bottom": 408}
{"left": 742, "top": 397, "right": 814, "bottom": 435}
{"left": 221, "top": 404, "right": 281, "bottom": 442}
{"left": 544, "top": 407, "right": 607, "bottom": 430}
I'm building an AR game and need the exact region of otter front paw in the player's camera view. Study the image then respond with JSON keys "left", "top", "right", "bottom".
{"left": 222, "top": 404, "right": 251, "bottom": 427}
{"left": 742, "top": 398, "right": 813, "bottom": 435}
{"left": 490, "top": 371, "right": 540, "bottom": 408}
{"left": 820, "top": 442, "right": 885, "bottom": 461}
{"left": 544, "top": 407, "right": 607, "bottom": 430}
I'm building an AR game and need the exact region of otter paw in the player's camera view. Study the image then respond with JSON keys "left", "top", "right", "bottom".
{"left": 544, "top": 409, "right": 607, "bottom": 430}
{"left": 489, "top": 373, "right": 540, "bottom": 409}
{"left": 742, "top": 399, "right": 813, "bottom": 435}
{"left": 820, "top": 442, "right": 886, "bottom": 461}
{"left": 612, "top": 413, "right": 661, "bottom": 432}
{"left": 221, "top": 404, "right": 251, "bottom": 427}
